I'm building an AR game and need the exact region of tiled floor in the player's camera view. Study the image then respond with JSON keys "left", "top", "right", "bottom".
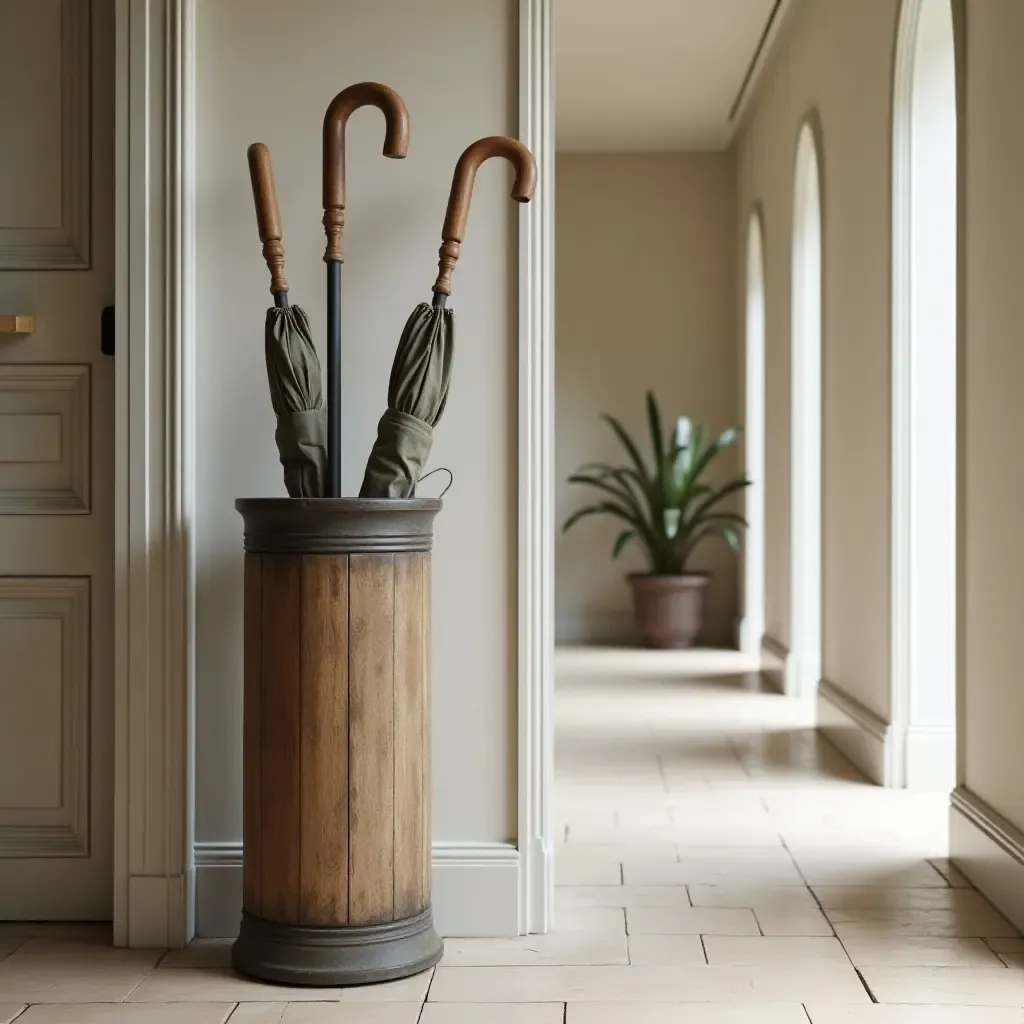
{"left": 3, "top": 651, "right": 1024, "bottom": 1021}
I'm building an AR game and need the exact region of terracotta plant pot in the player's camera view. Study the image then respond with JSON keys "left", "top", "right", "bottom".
{"left": 628, "top": 573, "right": 709, "bottom": 649}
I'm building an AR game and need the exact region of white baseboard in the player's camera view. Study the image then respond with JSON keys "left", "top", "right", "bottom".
{"left": 816, "top": 678, "right": 891, "bottom": 785}
{"left": 902, "top": 725, "right": 957, "bottom": 791}
{"left": 759, "top": 635, "right": 791, "bottom": 694}
{"left": 127, "top": 870, "right": 195, "bottom": 949}
{"left": 950, "top": 787, "right": 1024, "bottom": 934}
{"left": 194, "top": 842, "right": 520, "bottom": 939}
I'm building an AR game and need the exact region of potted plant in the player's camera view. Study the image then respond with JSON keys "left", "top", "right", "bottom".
{"left": 562, "top": 392, "right": 750, "bottom": 649}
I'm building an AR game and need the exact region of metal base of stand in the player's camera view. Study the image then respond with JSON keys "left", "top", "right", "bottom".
{"left": 232, "top": 905, "right": 444, "bottom": 987}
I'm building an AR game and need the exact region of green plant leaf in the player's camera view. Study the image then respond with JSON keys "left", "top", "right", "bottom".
{"left": 646, "top": 390, "right": 664, "bottom": 471}
{"left": 724, "top": 527, "right": 741, "bottom": 552}
{"left": 612, "top": 530, "right": 636, "bottom": 559}
{"left": 601, "top": 413, "right": 651, "bottom": 483}
{"left": 568, "top": 472, "right": 640, "bottom": 513}
{"left": 688, "top": 477, "right": 752, "bottom": 524}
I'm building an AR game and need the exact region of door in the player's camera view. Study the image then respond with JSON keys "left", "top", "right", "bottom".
{"left": 0, "top": 0, "right": 114, "bottom": 919}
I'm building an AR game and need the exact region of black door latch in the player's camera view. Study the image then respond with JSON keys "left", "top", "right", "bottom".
{"left": 101, "top": 305, "right": 115, "bottom": 356}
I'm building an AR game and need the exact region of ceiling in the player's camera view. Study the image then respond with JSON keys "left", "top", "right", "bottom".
{"left": 555, "top": 0, "right": 785, "bottom": 152}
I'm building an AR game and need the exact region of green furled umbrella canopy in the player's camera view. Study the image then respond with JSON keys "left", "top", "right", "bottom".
{"left": 359, "top": 135, "right": 537, "bottom": 499}
{"left": 360, "top": 302, "right": 453, "bottom": 499}
{"left": 265, "top": 305, "right": 327, "bottom": 498}
{"left": 248, "top": 143, "right": 327, "bottom": 498}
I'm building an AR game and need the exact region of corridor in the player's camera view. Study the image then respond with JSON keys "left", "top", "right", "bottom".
{"left": 2, "top": 655, "right": 1023, "bottom": 1019}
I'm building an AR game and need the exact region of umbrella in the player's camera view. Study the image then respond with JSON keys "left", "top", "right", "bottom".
{"left": 247, "top": 142, "right": 326, "bottom": 498}
{"left": 322, "top": 82, "right": 410, "bottom": 496}
{"left": 360, "top": 136, "right": 538, "bottom": 499}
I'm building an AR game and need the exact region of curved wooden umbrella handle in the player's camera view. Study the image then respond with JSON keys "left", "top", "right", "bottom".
{"left": 322, "top": 82, "right": 410, "bottom": 263}
{"left": 432, "top": 136, "right": 537, "bottom": 297}
{"left": 247, "top": 142, "right": 288, "bottom": 295}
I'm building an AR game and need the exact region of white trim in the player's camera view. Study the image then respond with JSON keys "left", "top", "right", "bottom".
{"left": 889, "top": 0, "right": 958, "bottom": 793}
{"left": 789, "top": 120, "right": 823, "bottom": 702}
{"left": 950, "top": 788, "right": 1024, "bottom": 934}
{"left": 517, "top": 0, "right": 556, "bottom": 936}
{"left": 759, "top": 635, "right": 792, "bottom": 695}
{"left": 728, "top": 0, "right": 800, "bottom": 140}
{"left": 0, "top": 0, "right": 91, "bottom": 269}
{"left": 817, "top": 678, "right": 891, "bottom": 785}
{"left": 742, "top": 210, "right": 767, "bottom": 659}
{"left": 116, "top": 0, "right": 552, "bottom": 946}
{"left": 113, "top": 0, "right": 197, "bottom": 948}
{"left": 193, "top": 843, "right": 520, "bottom": 940}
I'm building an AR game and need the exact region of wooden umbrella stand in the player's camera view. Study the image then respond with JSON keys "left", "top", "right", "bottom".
{"left": 232, "top": 498, "right": 444, "bottom": 986}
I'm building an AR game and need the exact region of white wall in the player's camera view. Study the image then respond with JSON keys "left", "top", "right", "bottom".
{"left": 194, "top": 0, "right": 518, "bottom": 868}
{"left": 735, "top": 0, "right": 899, "bottom": 731}
{"left": 958, "top": 0, "right": 1024, "bottom": 833}
{"left": 555, "top": 153, "right": 739, "bottom": 647}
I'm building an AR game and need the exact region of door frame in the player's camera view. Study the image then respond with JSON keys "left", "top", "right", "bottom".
{"left": 112, "top": 0, "right": 555, "bottom": 946}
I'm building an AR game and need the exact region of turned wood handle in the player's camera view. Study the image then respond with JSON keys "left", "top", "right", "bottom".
{"left": 247, "top": 143, "right": 289, "bottom": 295}
{"left": 322, "top": 82, "right": 410, "bottom": 263}
{"left": 432, "top": 136, "right": 537, "bottom": 297}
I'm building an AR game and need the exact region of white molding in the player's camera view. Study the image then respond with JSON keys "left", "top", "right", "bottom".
{"left": 817, "top": 678, "right": 891, "bottom": 785}
{"left": 116, "top": 0, "right": 551, "bottom": 946}
{"left": 742, "top": 209, "right": 767, "bottom": 659}
{"left": 950, "top": 788, "right": 1024, "bottom": 934}
{"left": 0, "top": 365, "right": 91, "bottom": 514}
{"left": 0, "top": 577, "right": 90, "bottom": 857}
{"left": 904, "top": 725, "right": 956, "bottom": 791}
{"left": 113, "top": 0, "right": 197, "bottom": 949}
{"left": 728, "top": 0, "right": 800, "bottom": 140}
{"left": 789, "top": 119, "right": 823, "bottom": 704}
{"left": 517, "top": 0, "right": 556, "bottom": 937}
{"left": 759, "top": 634, "right": 791, "bottom": 695}
{"left": 0, "top": 0, "right": 91, "bottom": 269}
{"left": 889, "top": 0, "right": 958, "bottom": 793}
{"left": 194, "top": 842, "right": 520, "bottom": 940}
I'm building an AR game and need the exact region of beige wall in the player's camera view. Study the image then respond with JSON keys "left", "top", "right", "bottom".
{"left": 194, "top": 0, "right": 517, "bottom": 847}
{"left": 555, "top": 153, "right": 739, "bottom": 646}
{"left": 734, "top": 0, "right": 899, "bottom": 719}
{"left": 960, "top": 1, "right": 1024, "bottom": 832}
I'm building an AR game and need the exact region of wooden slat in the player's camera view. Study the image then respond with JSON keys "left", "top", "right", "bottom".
{"left": 347, "top": 554, "right": 396, "bottom": 925}
{"left": 259, "top": 554, "right": 302, "bottom": 924}
{"left": 421, "top": 556, "right": 433, "bottom": 902}
{"left": 393, "top": 553, "right": 429, "bottom": 917}
{"left": 299, "top": 555, "right": 350, "bottom": 926}
{"left": 242, "top": 553, "right": 263, "bottom": 916}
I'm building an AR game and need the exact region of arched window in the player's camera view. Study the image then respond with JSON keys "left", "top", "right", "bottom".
{"left": 743, "top": 210, "right": 766, "bottom": 657}
{"left": 790, "top": 121, "right": 823, "bottom": 700}
{"left": 891, "top": 0, "right": 957, "bottom": 789}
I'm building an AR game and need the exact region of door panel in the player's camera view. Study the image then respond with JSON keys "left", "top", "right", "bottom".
{"left": 0, "top": 0, "right": 113, "bottom": 920}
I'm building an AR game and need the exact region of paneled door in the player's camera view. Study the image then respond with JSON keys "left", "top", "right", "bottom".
{"left": 0, "top": 0, "right": 114, "bottom": 919}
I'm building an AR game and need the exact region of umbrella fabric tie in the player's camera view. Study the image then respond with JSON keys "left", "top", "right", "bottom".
{"left": 360, "top": 408, "right": 434, "bottom": 499}
{"left": 275, "top": 408, "right": 327, "bottom": 499}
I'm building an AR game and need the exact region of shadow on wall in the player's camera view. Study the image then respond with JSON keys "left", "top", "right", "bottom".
{"left": 554, "top": 152, "right": 740, "bottom": 648}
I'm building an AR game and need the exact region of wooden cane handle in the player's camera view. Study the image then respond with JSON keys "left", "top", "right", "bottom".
{"left": 322, "top": 82, "right": 410, "bottom": 263}
{"left": 432, "top": 136, "right": 537, "bottom": 297}
{"left": 247, "top": 143, "right": 288, "bottom": 295}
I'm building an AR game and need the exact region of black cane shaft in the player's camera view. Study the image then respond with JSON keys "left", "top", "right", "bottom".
{"left": 327, "top": 261, "right": 342, "bottom": 497}
{"left": 432, "top": 292, "right": 447, "bottom": 309}
{"left": 273, "top": 291, "right": 290, "bottom": 309}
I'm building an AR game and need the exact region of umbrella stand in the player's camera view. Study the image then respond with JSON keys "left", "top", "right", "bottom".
{"left": 359, "top": 136, "right": 537, "bottom": 500}
{"left": 322, "top": 82, "right": 410, "bottom": 496}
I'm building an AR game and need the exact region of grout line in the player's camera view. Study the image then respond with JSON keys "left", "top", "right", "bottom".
{"left": 119, "top": 956, "right": 161, "bottom": 1003}
{"left": 421, "top": 965, "right": 438, "bottom": 1007}
{"left": 855, "top": 966, "right": 879, "bottom": 1003}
